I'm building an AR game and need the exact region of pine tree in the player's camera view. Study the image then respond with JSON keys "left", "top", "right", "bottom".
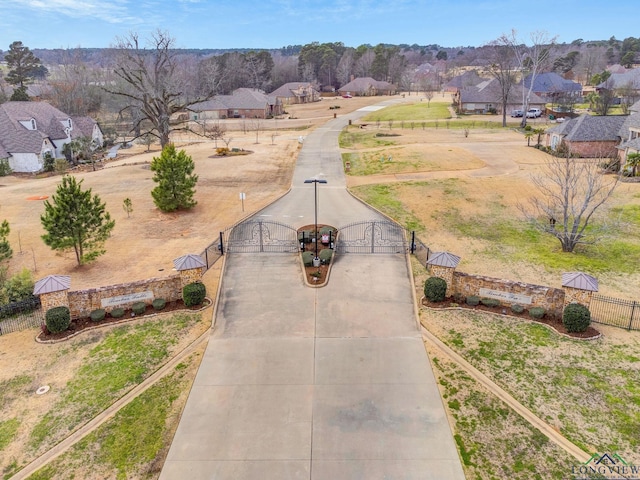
{"left": 40, "top": 176, "right": 115, "bottom": 265}
{"left": 150, "top": 144, "right": 198, "bottom": 212}
{"left": 5, "top": 41, "right": 47, "bottom": 91}
{"left": 0, "top": 220, "right": 12, "bottom": 262}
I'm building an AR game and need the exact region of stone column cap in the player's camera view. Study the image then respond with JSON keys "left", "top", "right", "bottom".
{"left": 173, "top": 253, "right": 206, "bottom": 271}
{"left": 34, "top": 275, "right": 71, "bottom": 295}
{"left": 561, "top": 272, "right": 598, "bottom": 292}
{"left": 426, "top": 251, "right": 461, "bottom": 268}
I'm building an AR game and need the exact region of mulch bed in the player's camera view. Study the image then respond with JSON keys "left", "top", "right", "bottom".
{"left": 422, "top": 297, "right": 601, "bottom": 340}
{"left": 37, "top": 299, "right": 210, "bottom": 343}
{"left": 298, "top": 224, "right": 335, "bottom": 286}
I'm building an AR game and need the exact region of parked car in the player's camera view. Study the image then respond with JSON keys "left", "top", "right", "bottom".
{"left": 526, "top": 108, "right": 542, "bottom": 118}
{"left": 342, "top": 93, "right": 352, "bottom": 98}
{"left": 510, "top": 109, "right": 524, "bottom": 117}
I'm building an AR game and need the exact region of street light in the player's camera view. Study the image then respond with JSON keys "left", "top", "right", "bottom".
{"left": 304, "top": 178, "right": 327, "bottom": 265}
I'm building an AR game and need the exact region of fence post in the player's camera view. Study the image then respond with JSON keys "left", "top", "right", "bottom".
{"left": 410, "top": 231, "right": 416, "bottom": 254}
{"left": 371, "top": 221, "right": 375, "bottom": 254}
{"left": 630, "top": 301, "right": 637, "bottom": 331}
{"left": 219, "top": 231, "right": 224, "bottom": 256}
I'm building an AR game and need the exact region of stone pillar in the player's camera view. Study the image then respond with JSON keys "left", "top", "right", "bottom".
{"left": 561, "top": 272, "right": 598, "bottom": 309}
{"left": 426, "top": 252, "right": 461, "bottom": 295}
{"left": 179, "top": 266, "right": 205, "bottom": 289}
{"left": 33, "top": 275, "right": 71, "bottom": 312}
{"left": 173, "top": 254, "right": 207, "bottom": 289}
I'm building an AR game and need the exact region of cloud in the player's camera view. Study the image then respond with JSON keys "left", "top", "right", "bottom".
{"left": 16, "top": 0, "right": 138, "bottom": 24}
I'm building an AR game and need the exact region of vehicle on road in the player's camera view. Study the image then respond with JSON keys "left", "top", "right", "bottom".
{"left": 342, "top": 93, "right": 352, "bottom": 98}
{"left": 526, "top": 108, "right": 542, "bottom": 118}
{"left": 510, "top": 109, "right": 524, "bottom": 117}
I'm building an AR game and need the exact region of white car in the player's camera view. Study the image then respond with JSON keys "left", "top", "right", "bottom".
{"left": 526, "top": 108, "right": 542, "bottom": 118}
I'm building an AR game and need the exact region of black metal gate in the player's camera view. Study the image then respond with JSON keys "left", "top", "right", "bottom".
{"left": 225, "top": 219, "right": 299, "bottom": 253}
{"left": 335, "top": 220, "right": 407, "bottom": 254}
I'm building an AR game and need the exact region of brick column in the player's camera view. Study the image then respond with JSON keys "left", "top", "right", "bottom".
{"left": 561, "top": 272, "right": 598, "bottom": 309}
{"left": 173, "top": 254, "right": 207, "bottom": 289}
{"left": 33, "top": 275, "right": 71, "bottom": 312}
{"left": 426, "top": 252, "right": 461, "bottom": 294}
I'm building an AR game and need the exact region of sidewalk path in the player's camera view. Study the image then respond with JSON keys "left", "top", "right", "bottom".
{"left": 159, "top": 98, "right": 466, "bottom": 479}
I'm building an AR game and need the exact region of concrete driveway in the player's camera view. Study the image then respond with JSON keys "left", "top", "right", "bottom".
{"left": 159, "top": 98, "right": 465, "bottom": 479}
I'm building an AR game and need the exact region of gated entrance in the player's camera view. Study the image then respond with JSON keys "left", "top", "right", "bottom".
{"left": 335, "top": 220, "right": 407, "bottom": 254}
{"left": 225, "top": 219, "right": 299, "bottom": 254}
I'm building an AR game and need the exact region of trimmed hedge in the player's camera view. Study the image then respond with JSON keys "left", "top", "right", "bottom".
{"left": 183, "top": 282, "right": 206, "bottom": 307}
{"left": 132, "top": 301, "right": 146, "bottom": 315}
{"left": 511, "top": 304, "right": 525, "bottom": 314}
{"left": 466, "top": 295, "right": 480, "bottom": 306}
{"left": 152, "top": 298, "right": 166, "bottom": 311}
{"left": 45, "top": 306, "right": 71, "bottom": 334}
{"left": 563, "top": 303, "right": 591, "bottom": 333}
{"left": 319, "top": 248, "right": 333, "bottom": 265}
{"left": 528, "top": 307, "right": 545, "bottom": 319}
{"left": 480, "top": 297, "right": 501, "bottom": 308}
{"left": 302, "top": 251, "right": 314, "bottom": 267}
{"left": 424, "top": 277, "right": 447, "bottom": 303}
{"left": 90, "top": 309, "right": 106, "bottom": 322}
{"left": 110, "top": 307, "right": 125, "bottom": 318}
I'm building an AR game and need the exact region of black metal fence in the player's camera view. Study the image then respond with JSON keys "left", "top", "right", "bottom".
{"left": 590, "top": 294, "right": 640, "bottom": 331}
{"left": 0, "top": 298, "right": 44, "bottom": 336}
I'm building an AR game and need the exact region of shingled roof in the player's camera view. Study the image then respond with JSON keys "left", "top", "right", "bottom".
{"left": 0, "top": 101, "right": 70, "bottom": 155}
{"left": 190, "top": 88, "right": 278, "bottom": 112}
{"left": 523, "top": 72, "right": 582, "bottom": 94}
{"left": 547, "top": 114, "right": 626, "bottom": 142}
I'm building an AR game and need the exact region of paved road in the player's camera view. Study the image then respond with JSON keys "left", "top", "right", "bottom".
{"left": 160, "top": 99, "right": 465, "bottom": 479}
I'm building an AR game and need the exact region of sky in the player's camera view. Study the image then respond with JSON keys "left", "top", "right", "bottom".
{"left": 0, "top": 0, "right": 637, "bottom": 51}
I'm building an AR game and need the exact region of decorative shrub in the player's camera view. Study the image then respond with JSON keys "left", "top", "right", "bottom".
{"left": 424, "top": 277, "right": 447, "bottom": 303}
{"left": 110, "top": 307, "right": 125, "bottom": 318}
{"left": 90, "top": 309, "right": 106, "bottom": 322}
{"left": 132, "top": 301, "right": 147, "bottom": 315}
{"left": 528, "top": 307, "right": 545, "bottom": 319}
{"left": 466, "top": 295, "right": 480, "bottom": 306}
{"left": 45, "top": 306, "right": 71, "bottom": 334}
{"left": 302, "top": 251, "right": 314, "bottom": 267}
{"left": 183, "top": 282, "right": 206, "bottom": 307}
{"left": 480, "top": 298, "right": 501, "bottom": 308}
{"left": 319, "top": 248, "right": 333, "bottom": 265}
{"left": 511, "top": 304, "right": 525, "bottom": 314}
{"left": 563, "top": 303, "right": 591, "bottom": 333}
{"left": 152, "top": 298, "right": 166, "bottom": 311}
{"left": 453, "top": 292, "right": 465, "bottom": 304}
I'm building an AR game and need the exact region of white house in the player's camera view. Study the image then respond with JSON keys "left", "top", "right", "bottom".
{"left": 0, "top": 101, "right": 103, "bottom": 173}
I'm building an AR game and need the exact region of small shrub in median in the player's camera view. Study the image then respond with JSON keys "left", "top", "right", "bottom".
{"left": 424, "top": 277, "right": 447, "bottom": 303}
{"left": 511, "top": 304, "right": 525, "bottom": 314}
{"left": 563, "top": 303, "right": 591, "bottom": 333}
{"left": 319, "top": 248, "right": 333, "bottom": 265}
{"left": 110, "top": 307, "right": 125, "bottom": 318}
{"left": 132, "top": 302, "right": 146, "bottom": 315}
{"left": 90, "top": 309, "right": 106, "bottom": 322}
{"left": 466, "top": 295, "right": 480, "bottom": 306}
{"left": 480, "top": 298, "right": 501, "bottom": 308}
{"left": 183, "top": 282, "right": 206, "bottom": 307}
{"left": 45, "top": 306, "right": 71, "bottom": 334}
{"left": 528, "top": 307, "right": 545, "bottom": 319}
{"left": 152, "top": 298, "right": 166, "bottom": 311}
{"left": 302, "top": 251, "right": 314, "bottom": 267}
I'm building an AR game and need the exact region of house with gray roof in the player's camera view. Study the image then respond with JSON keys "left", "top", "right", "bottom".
{"left": 546, "top": 114, "right": 626, "bottom": 158}
{"left": 616, "top": 105, "right": 640, "bottom": 170}
{"left": 523, "top": 72, "right": 582, "bottom": 100}
{"left": 0, "top": 101, "right": 103, "bottom": 173}
{"left": 444, "top": 70, "right": 487, "bottom": 94}
{"left": 337, "top": 77, "right": 396, "bottom": 96}
{"left": 457, "top": 78, "right": 545, "bottom": 115}
{"left": 189, "top": 88, "right": 282, "bottom": 120}
{"left": 270, "top": 82, "right": 320, "bottom": 105}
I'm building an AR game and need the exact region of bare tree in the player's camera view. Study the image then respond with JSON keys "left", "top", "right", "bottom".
{"left": 104, "top": 30, "right": 215, "bottom": 148}
{"left": 249, "top": 118, "right": 263, "bottom": 144}
{"left": 520, "top": 150, "right": 619, "bottom": 252}
{"left": 486, "top": 36, "right": 519, "bottom": 127}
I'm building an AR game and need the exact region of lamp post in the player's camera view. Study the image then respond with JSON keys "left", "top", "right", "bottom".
{"left": 304, "top": 178, "right": 327, "bottom": 265}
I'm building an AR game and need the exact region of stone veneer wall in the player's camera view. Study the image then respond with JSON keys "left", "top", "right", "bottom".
{"left": 453, "top": 271, "right": 566, "bottom": 317}
{"left": 67, "top": 275, "right": 182, "bottom": 319}
{"left": 427, "top": 265, "right": 455, "bottom": 292}
{"left": 179, "top": 267, "right": 205, "bottom": 288}
{"left": 563, "top": 287, "right": 593, "bottom": 308}
{"left": 40, "top": 290, "right": 69, "bottom": 312}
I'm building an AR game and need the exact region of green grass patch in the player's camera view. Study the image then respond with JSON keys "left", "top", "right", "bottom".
{"left": 0, "top": 418, "right": 20, "bottom": 451}
{"left": 28, "top": 313, "right": 200, "bottom": 453}
{"left": 342, "top": 150, "right": 440, "bottom": 176}
{"left": 27, "top": 355, "right": 198, "bottom": 480}
{"left": 350, "top": 184, "right": 423, "bottom": 231}
{"left": 361, "top": 102, "right": 451, "bottom": 122}
{"left": 338, "top": 130, "right": 398, "bottom": 148}
{"left": 0, "top": 375, "right": 33, "bottom": 408}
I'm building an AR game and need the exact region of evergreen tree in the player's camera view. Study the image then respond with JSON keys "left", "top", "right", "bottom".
{"left": 40, "top": 176, "right": 115, "bottom": 265}
{"left": 0, "top": 220, "right": 12, "bottom": 262}
{"left": 150, "top": 144, "right": 198, "bottom": 212}
{"left": 5, "top": 41, "right": 46, "bottom": 92}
